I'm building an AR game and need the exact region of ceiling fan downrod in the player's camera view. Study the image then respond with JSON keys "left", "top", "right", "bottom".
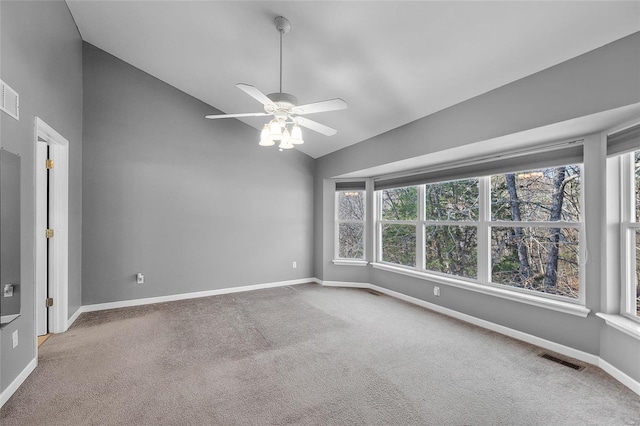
{"left": 274, "top": 16, "right": 291, "bottom": 94}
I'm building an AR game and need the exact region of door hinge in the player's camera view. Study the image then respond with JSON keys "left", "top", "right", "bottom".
{"left": 46, "top": 298, "right": 54, "bottom": 308}
{"left": 46, "top": 228, "right": 54, "bottom": 238}
{"left": 46, "top": 159, "right": 54, "bottom": 169}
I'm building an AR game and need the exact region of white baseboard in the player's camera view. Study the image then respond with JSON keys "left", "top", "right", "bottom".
{"left": 321, "top": 280, "right": 640, "bottom": 396}
{"left": 67, "top": 307, "right": 83, "bottom": 329}
{"left": 320, "top": 280, "right": 371, "bottom": 288}
{"left": 81, "top": 278, "right": 315, "bottom": 313}
{"left": 599, "top": 358, "right": 640, "bottom": 395}
{"left": 0, "top": 357, "right": 37, "bottom": 407}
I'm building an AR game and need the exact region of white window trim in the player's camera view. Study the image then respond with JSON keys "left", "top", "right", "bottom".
{"left": 334, "top": 189, "right": 366, "bottom": 262}
{"left": 371, "top": 262, "right": 590, "bottom": 317}
{"left": 375, "top": 167, "right": 586, "bottom": 308}
{"left": 332, "top": 259, "right": 369, "bottom": 266}
{"left": 596, "top": 313, "right": 640, "bottom": 340}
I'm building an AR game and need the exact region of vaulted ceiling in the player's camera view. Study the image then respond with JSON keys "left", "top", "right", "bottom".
{"left": 66, "top": 1, "right": 640, "bottom": 158}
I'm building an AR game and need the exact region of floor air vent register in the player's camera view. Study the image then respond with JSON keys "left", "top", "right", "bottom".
{"left": 539, "top": 353, "right": 586, "bottom": 371}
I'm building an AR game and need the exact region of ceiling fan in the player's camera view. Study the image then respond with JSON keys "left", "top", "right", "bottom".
{"left": 205, "top": 16, "right": 347, "bottom": 150}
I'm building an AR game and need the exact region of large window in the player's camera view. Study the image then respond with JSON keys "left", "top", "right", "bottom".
{"left": 376, "top": 164, "right": 583, "bottom": 301}
{"left": 335, "top": 188, "right": 366, "bottom": 260}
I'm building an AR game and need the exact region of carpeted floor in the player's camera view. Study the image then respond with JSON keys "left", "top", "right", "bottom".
{"left": 2, "top": 283, "right": 639, "bottom": 425}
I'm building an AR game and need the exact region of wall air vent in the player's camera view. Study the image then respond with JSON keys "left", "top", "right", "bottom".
{"left": 0, "top": 79, "right": 19, "bottom": 120}
{"left": 539, "top": 353, "right": 586, "bottom": 371}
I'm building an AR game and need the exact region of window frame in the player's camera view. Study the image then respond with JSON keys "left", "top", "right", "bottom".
{"left": 374, "top": 166, "right": 585, "bottom": 306}
{"left": 620, "top": 151, "right": 640, "bottom": 323}
{"left": 334, "top": 188, "right": 367, "bottom": 262}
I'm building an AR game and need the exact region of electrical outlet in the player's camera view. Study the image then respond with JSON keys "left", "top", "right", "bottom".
{"left": 12, "top": 330, "right": 18, "bottom": 348}
{"left": 292, "top": 261, "right": 297, "bottom": 269}
{"left": 136, "top": 273, "right": 144, "bottom": 284}
{"left": 434, "top": 286, "right": 440, "bottom": 297}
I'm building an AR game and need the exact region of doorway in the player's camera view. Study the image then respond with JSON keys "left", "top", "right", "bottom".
{"left": 34, "top": 117, "right": 69, "bottom": 336}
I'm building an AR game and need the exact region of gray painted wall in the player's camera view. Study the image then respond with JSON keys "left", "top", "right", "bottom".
{"left": 315, "top": 33, "right": 640, "bottom": 383}
{"left": 82, "top": 43, "right": 315, "bottom": 305}
{"left": 0, "top": 1, "right": 83, "bottom": 392}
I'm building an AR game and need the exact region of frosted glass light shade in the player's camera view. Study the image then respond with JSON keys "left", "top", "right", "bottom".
{"left": 290, "top": 124, "right": 304, "bottom": 145}
{"left": 279, "top": 128, "right": 294, "bottom": 149}
{"left": 269, "top": 120, "right": 282, "bottom": 140}
{"left": 259, "top": 124, "right": 275, "bottom": 146}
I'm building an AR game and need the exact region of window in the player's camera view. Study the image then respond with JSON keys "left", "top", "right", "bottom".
{"left": 335, "top": 186, "right": 366, "bottom": 260}
{"left": 375, "top": 163, "right": 583, "bottom": 302}
{"left": 621, "top": 150, "right": 640, "bottom": 321}
{"left": 424, "top": 179, "right": 479, "bottom": 278}
{"left": 380, "top": 186, "right": 417, "bottom": 266}
{"left": 490, "top": 166, "right": 581, "bottom": 299}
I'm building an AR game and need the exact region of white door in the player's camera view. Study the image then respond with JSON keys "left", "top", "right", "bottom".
{"left": 35, "top": 141, "right": 48, "bottom": 336}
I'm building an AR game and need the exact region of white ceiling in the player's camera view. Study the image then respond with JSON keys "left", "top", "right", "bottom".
{"left": 66, "top": 1, "right": 640, "bottom": 159}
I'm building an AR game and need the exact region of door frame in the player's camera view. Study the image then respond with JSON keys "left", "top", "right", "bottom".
{"left": 34, "top": 117, "right": 69, "bottom": 334}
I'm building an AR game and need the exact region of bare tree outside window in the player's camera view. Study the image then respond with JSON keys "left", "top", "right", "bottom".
{"left": 634, "top": 151, "right": 640, "bottom": 315}
{"left": 337, "top": 190, "right": 365, "bottom": 259}
{"left": 490, "top": 165, "right": 581, "bottom": 298}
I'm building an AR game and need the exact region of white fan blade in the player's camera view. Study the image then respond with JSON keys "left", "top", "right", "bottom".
{"left": 293, "top": 98, "right": 347, "bottom": 115}
{"left": 206, "top": 112, "right": 270, "bottom": 119}
{"left": 296, "top": 116, "right": 337, "bottom": 136}
{"left": 236, "top": 83, "right": 275, "bottom": 107}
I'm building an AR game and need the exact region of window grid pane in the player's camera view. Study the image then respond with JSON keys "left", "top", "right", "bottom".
{"left": 381, "top": 187, "right": 418, "bottom": 220}
{"left": 338, "top": 191, "right": 365, "bottom": 221}
{"left": 491, "top": 226, "right": 579, "bottom": 299}
{"left": 425, "top": 225, "right": 477, "bottom": 279}
{"left": 490, "top": 166, "right": 581, "bottom": 222}
{"left": 381, "top": 224, "right": 416, "bottom": 267}
{"left": 425, "top": 179, "right": 479, "bottom": 221}
{"left": 338, "top": 223, "right": 364, "bottom": 259}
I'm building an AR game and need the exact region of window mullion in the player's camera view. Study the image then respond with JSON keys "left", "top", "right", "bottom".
{"left": 478, "top": 176, "right": 490, "bottom": 284}
{"left": 416, "top": 185, "right": 425, "bottom": 270}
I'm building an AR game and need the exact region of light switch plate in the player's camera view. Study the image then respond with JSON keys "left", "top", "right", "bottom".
{"left": 3, "top": 284, "right": 14, "bottom": 297}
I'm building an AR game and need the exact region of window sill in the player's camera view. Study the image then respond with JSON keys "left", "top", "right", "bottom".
{"left": 371, "top": 262, "right": 591, "bottom": 318}
{"left": 596, "top": 313, "right": 640, "bottom": 340}
{"left": 332, "top": 259, "right": 369, "bottom": 266}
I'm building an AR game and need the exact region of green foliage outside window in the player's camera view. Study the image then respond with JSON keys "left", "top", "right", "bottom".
{"left": 381, "top": 224, "right": 416, "bottom": 267}
{"left": 425, "top": 179, "right": 479, "bottom": 221}
{"left": 381, "top": 187, "right": 418, "bottom": 220}
{"left": 425, "top": 225, "right": 477, "bottom": 278}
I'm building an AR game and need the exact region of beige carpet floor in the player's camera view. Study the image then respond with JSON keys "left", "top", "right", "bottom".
{"left": 2, "top": 283, "right": 639, "bottom": 425}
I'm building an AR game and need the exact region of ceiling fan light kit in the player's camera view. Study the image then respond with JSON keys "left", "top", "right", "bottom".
{"left": 205, "top": 16, "right": 347, "bottom": 152}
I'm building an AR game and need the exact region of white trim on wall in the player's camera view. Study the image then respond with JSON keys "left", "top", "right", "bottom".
{"left": 0, "top": 357, "right": 36, "bottom": 407}
{"left": 80, "top": 278, "right": 316, "bottom": 313}
{"left": 34, "top": 117, "right": 70, "bottom": 334}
